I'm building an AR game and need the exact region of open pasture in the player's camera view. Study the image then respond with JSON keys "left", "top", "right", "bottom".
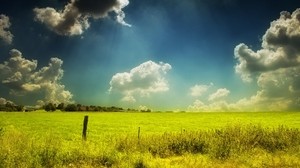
{"left": 1, "top": 111, "right": 300, "bottom": 137}
{"left": 1, "top": 111, "right": 300, "bottom": 167}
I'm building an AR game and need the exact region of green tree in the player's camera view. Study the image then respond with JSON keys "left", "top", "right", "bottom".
{"left": 57, "top": 103, "right": 65, "bottom": 110}
{"left": 65, "top": 104, "right": 77, "bottom": 111}
{"left": 45, "top": 103, "right": 56, "bottom": 112}
{"left": 16, "top": 105, "right": 24, "bottom": 112}
{"left": 5, "top": 102, "right": 16, "bottom": 111}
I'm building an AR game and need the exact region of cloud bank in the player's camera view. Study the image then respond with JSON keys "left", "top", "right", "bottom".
{"left": 109, "top": 60, "right": 172, "bottom": 103}
{"left": 0, "top": 49, "right": 73, "bottom": 105}
{"left": 235, "top": 9, "right": 300, "bottom": 81}
{"left": 34, "top": 0, "right": 131, "bottom": 36}
{"left": 0, "top": 14, "right": 13, "bottom": 44}
{"left": 189, "top": 9, "right": 300, "bottom": 112}
{"left": 233, "top": 8, "right": 300, "bottom": 111}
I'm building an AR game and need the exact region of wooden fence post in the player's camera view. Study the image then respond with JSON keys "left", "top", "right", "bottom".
{"left": 82, "top": 115, "right": 89, "bottom": 141}
{"left": 138, "top": 127, "right": 141, "bottom": 144}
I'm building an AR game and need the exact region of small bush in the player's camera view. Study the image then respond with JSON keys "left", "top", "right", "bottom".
{"left": 93, "top": 155, "right": 115, "bottom": 167}
{"left": 134, "top": 159, "right": 147, "bottom": 168}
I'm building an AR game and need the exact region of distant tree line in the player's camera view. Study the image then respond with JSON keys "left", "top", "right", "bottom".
{"left": 0, "top": 102, "right": 152, "bottom": 113}
{"left": 43, "top": 103, "right": 150, "bottom": 112}
{"left": 0, "top": 102, "right": 24, "bottom": 112}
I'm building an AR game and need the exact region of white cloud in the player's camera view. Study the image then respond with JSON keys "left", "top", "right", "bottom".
{"left": 187, "top": 91, "right": 297, "bottom": 112}
{"left": 188, "top": 99, "right": 237, "bottom": 112}
{"left": 190, "top": 83, "right": 213, "bottom": 97}
{"left": 109, "top": 60, "right": 172, "bottom": 102}
{"left": 33, "top": 3, "right": 90, "bottom": 36}
{"left": 0, "top": 98, "right": 6, "bottom": 105}
{"left": 113, "top": 0, "right": 131, "bottom": 27}
{"left": 0, "top": 14, "right": 13, "bottom": 44}
{"left": 0, "top": 49, "right": 73, "bottom": 105}
{"left": 186, "top": 9, "right": 300, "bottom": 112}
{"left": 233, "top": 8, "right": 300, "bottom": 111}
{"left": 187, "top": 99, "right": 205, "bottom": 112}
{"left": 121, "top": 93, "right": 136, "bottom": 103}
{"left": 139, "top": 105, "right": 150, "bottom": 111}
{"left": 208, "top": 88, "right": 230, "bottom": 101}
{"left": 235, "top": 9, "right": 300, "bottom": 82}
{"left": 34, "top": 0, "right": 130, "bottom": 36}
{"left": 187, "top": 87, "right": 233, "bottom": 112}
{"left": 0, "top": 97, "right": 14, "bottom": 105}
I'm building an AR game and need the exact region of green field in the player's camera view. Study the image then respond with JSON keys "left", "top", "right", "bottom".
{"left": 1, "top": 111, "right": 300, "bottom": 167}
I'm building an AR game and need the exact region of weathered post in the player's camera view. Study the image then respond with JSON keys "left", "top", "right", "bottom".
{"left": 82, "top": 115, "right": 89, "bottom": 141}
{"left": 138, "top": 127, "right": 141, "bottom": 144}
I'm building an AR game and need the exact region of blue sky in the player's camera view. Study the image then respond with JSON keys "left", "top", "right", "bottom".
{"left": 1, "top": 0, "right": 300, "bottom": 111}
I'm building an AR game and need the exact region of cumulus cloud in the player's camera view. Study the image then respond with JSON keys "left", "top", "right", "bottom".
{"left": 190, "top": 83, "right": 213, "bottom": 97}
{"left": 187, "top": 89, "right": 297, "bottom": 112}
{"left": 188, "top": 96, "right": 270, "bottom": 112}
{"left": 121, "top": 94, "right": 136, "bottom": 103}
{"left": 109, "top": 60, "right": 172, "bottom": 102}
{"left": 139, "top": 105, "right": 150, "bottom": 111}
{"left": 235, "top": 9, "right": 300, "bottom": 82}
{"left": 188, "top": 9, "right": 300, "bottom": 112}
{"left": 0, "top": 98, "right": 6, "bottom": 105}
{"left": 34, "top": 4, "right": 90, "bottom": 36}
{"left": 233, "top": 8, "right": 300, "bottom": 111}
{"left": 0, "top": 49, "right": 73, "bottom": 105}
{"left": 0, "top": 14, "right": 13, "bottom": 44}
{"left": 34, "top": 0, "right": 131, "bottom": 36}
{"left": 208, "top": 88, "right": 230, "bottom": 101}
{"left": 187, "top": 87, "right": 231, "bottom": 112}
{"left": 0, "top": 97, "right": 14, "bottom": 105}
{"left": 188, "top": 99, "right": 232, "bottom": 112}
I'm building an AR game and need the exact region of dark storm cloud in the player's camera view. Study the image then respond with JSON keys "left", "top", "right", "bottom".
{"left": 34, "top": 0, "right": 130, "bottom": 36}
{"left": 73, "top": 0, "right": 118, "bottom": 17}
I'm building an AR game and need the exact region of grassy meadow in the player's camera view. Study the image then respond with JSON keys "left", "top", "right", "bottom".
{"left": 0, "top": 111, "right": 300, "bottom": 167}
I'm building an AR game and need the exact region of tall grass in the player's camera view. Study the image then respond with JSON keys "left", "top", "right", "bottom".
{"left": 0, "top": 124, "right": 300, "bottom": 167}
{"left": 117, "top": 124, "right": 300, "bottom": 159}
